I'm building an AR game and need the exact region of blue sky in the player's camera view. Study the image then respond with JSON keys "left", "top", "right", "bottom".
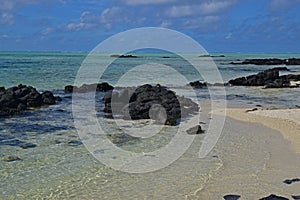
{"left": 0, "top": 0, "right": 300, "bottom": 52}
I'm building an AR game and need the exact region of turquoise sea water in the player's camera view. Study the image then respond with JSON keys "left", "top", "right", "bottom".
{"left": 1, "top": 51, "right": 299, "bottom": 107}
{"left": 1, "top": 51, "right": 300, "bottom": 199}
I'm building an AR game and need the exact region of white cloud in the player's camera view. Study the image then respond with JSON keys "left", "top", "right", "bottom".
{"left": 100, "top": 7, "right": 125, "bottom": 28}
{"left": 0, "top": 34, "right": 9, "bottom": 38}
{"left": 62, "top": 0, "right": 237, "bottom": 33}
{"left": 200, "top": 1, "right": 234, "bottom": 15}
{"left": 65, "top": 11, "right": 100, "bottom": 31}
{"left": 0, "top": 1, "right": 16, "bottom": 24}
{"left": 120, "top": 0, "right": 176, "bottom": 6}
{"left": 64, "top": 7, "right": 128, "bottom": 31}
{"left": 225, "top": 32, "right": 232, "bottom": 39}
{"left": 41, "top": 27, "right": 54, "bottom": 35}
{"left": 270, "top": 0, "right": 300, "bottom": 11}
{"left": 160, "top": 20, "right": 173, "bottom": 28}
{"left": 0, "top": 0, "right": 63, "bottom": 25}
{"left": 167, "top": 5, "right": 194, "bottom": 18}
{"left": 166, "top": 1, "right": 235, "bottom": 18}
{"left": 182, "top": 15, "right": 220, "bottom": 30}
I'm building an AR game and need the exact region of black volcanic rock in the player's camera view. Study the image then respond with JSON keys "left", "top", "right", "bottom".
{"left": 64, "top": 85, "right": 74, "bottom": 93}
{"left": 283, "top": 178, "right": 300, "bottom": 185}
{"left": 0, "top": 84, "right": 60, "bottom": 117}
{"left": 231, "top": 58, "right": 300, "bottom": 65}
{"left": 186, "top": 125, "right": 204, "bottom": 135}
{"left": 189, "top": 81, "right": 229, "bottom": 88}
{"left": 229, "top": 68, "right": 300, "bottom": 88}
{"left": 189, "top": 81, "right": 207, "bottom": 88}
{"left": 292, "top": 195, "right": 300, "bottom": 200}
{"left": 259, "top": 194, "right": 289, "bottom": 200}
{"left": 223, "top": 194, "right": 241, "bottom": 200}
{"left": 42, "top": 91, "right": 56, "bottom": 105}
{"left": 110, "top": 54, "right": 138, "bottom": 58}
{"left": 103, "top": 84, "right": 199, "bottom": 126}
{"left": 229, "top": 68, "right": 280, "bottom": 86}
{"left": 64, "top": 82, "right": 114, "bottom": 93}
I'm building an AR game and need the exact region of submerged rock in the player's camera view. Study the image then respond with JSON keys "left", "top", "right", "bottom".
{"left": 67, "top": 140, "right": 83, "bottom": 146}
{"left": 107, "top": 133, "right": 139, "bottom": 145}
{"left": 0, "top": 84, "right": 60, "bottom": 117}
{"left": 0, "top": 137, "right": 37, "bottom": 149}
{"left": 19, "top": 143, "right": 37, "bottom": 149}
{"left": 2, "top": 155, "right": 22, "bottom": 162}
{"left": 259, "top": 194, "right": 289, "bottom": 200}
{"left": 103, "top": 84, "right": 199, "bottom": 126}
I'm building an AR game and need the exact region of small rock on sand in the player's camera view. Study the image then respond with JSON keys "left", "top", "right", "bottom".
{"left": 223, "top": 194, "right": 241, "bottom": 200}
{"left": 186, "top": 125, "right": 204, "bottom": 135}
{"left": 283, "top": 178, "right": 300, "bottom": 185}
{"left": 259, "top": 194, "right": 289, "bottom": 200}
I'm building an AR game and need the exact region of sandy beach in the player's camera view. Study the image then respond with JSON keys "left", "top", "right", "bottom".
{"left": 192, "top": 107, "right": 300, "bottom": 199}
{"left": 220, "top": 108, "right": 300, "bottom": 154}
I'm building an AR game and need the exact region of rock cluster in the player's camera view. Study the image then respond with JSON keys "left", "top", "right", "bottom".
{"left": 189, "top": 81, "right": 228, "bottom": 88}
{"left": 64, "top": 82, "right": 114, "bottom": 93}
{"left": 231, "top": 58, "right": 300, "bottom": 65}
{"left": 228, "top": 68, "right": 300, "bottom": 88}
{"left": 189, "top": 81, "right": 207, "bottom": 88}
{"left": 0, "top": 84, "right": 61, "bottom": 117}
{"left": 103, "top": 84, "right": 199, "bottom": 126}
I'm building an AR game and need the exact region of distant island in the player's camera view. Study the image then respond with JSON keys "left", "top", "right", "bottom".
{"left": 199, "top": 54, "right": 225, "bottom": 58}
{"left": 110, "top": 54, "right": 139, "bottom": 58}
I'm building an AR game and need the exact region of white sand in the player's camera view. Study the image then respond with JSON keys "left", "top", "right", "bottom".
{"left": 215, "top": 108, "right": 300, "bottom": 154}
{"left": 192, "top": 108, "right": 300, "bottom": 199}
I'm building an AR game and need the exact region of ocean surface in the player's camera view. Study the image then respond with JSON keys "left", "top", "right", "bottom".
{"left": 0, "top": 51, "right": 300, "bottom": 199}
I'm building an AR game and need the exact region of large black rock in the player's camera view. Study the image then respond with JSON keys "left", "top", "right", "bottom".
{"left": 259, "top": 194, "right": 289, "bottom": 200}
{"left": 0, "top": 84, "right": 60, "bottom": 117}
{"left": 229, "top": 68, "right": 300, "bottom": 88}
{"left": 64, "top": 82, "right": 114, "bottom": 93}
{"left": 231, "top": 58, "right": 300, "bottom": 65}
{"left": 103, "top": 84, "right": 199, "bottom": 126}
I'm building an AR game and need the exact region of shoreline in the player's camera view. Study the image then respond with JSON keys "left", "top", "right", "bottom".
{"left": 215, "top": 107, "right": 300, "bottom": 154}
{"left": 193, "top": 107, "right": 300, "bottom": 199}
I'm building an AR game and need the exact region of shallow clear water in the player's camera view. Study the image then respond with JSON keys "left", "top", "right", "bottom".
{"left": 1, "top": 51, "right": 300, "bottom": 199}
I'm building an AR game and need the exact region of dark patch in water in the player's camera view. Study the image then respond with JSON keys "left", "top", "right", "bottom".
{"left": 67, "top": 140, "right": 83, "bottom": 146}
{"left": 0, "top": 137, "right": 36, "bottom": 149}
{"left": 2, "top": 122, "right": 72, "bottom": 134}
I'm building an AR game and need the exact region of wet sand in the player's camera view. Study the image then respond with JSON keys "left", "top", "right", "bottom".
{"left": 192, "top": 108, "right": 300, "bottom": 199}
{"left": 220, "top": 108, "right": 300, "bottom": 154}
